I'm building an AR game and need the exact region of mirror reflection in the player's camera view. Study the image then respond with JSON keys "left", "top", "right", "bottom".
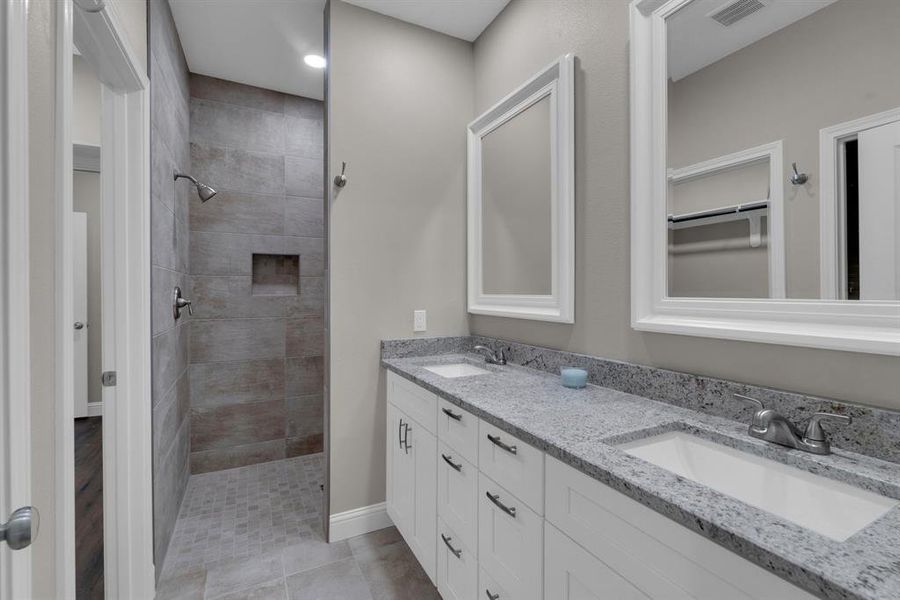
{"left": 481, "top": 95, "right": 552, "bottom": 296}
{"left": 666, "top": 0, "right": 900, "bottom": 301}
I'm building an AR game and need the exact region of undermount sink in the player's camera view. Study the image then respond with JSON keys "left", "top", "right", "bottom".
{"left": 423, "top": 363, "right": 492, "bottom": 378}
{"left": 618, "top": 431, "right": 898, "bottom": 541}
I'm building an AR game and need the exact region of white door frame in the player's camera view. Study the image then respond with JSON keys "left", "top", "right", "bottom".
{"left": 1, "top": 0, "right": 33, "bottom": 597}
{"left": 59, "top": 1, "right": 155, "bottom": 598}
{"left": 819, "top": 106, "right": 900, "bottom": 299}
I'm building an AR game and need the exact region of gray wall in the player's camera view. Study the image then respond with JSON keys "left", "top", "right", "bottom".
{"left": 149, "top": 0, "right": 192, "bottom": 574}
{"left": 668, "top": 0, "right": 900, "bottom": 298}
{"left": 188, "top": 74, "right": 325, "bottom": 474}
{"left": 469, "top": 0, "right": 900, "bottom": 410}
{"left": 327, "top": 0, "right": 472, "bottom": 514}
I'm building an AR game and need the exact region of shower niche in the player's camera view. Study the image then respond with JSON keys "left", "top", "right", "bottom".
{"left": 251, "top": 253, "right": 301, "bottom": 296}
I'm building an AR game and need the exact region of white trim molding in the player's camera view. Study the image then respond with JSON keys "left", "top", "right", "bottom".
{"left": 328, "top": 502, "right": 393, "bottom": 542}
{"left": 630, "top": 0, "right": 900, "bottom": 356}
{"left": 1, "top": 0, "right": 33, "bottom": 597}
{"left": 819, "top": 106, "right": 900, "bottom": 300}
{"left": 668, "top": 140, "right": 786, "bottom": 299}
{"left": 467, "top": 54, "right": 575, "bottom": 323}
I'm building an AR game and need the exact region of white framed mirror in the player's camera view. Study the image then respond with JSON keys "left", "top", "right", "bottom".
{"left": 468, "top": 54, "right": 575, "bottom": 323}
{"left": 630, "top": 0, "right": 900, "bottom": 354}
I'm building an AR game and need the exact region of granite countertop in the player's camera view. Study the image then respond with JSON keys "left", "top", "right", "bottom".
{"left": 381, "top": 352, "right": 900, "bottom": 600}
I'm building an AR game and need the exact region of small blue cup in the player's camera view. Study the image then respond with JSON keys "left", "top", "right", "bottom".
{"left": 560, "top": 367, "right": 588, "bottom": 389}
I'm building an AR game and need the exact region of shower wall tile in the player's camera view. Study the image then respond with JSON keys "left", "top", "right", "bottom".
{"left": 150, "top": 0, "right": 193, "bottom": 574}
{"left": 151, "top": 321, "right": 189, "bottom": 402}
{"left": 190, "top": 439, "right": 286, "bottom": 474}
{"left": 191, "top": 276, "right": 286, "bottom": 319}
{"left": 190, "top": 189, "right": 284, "bottom": 235}
{"left": 285, "top": 115, "right": 324, "bottom": 160}
{"left": 284, "top": 196, "right": 325, "bottom": 238}
{"left": 190, "top": 73, "right": 284, "bottom": 114}
{"left": 190, "top": 399, "right": 286, "bottom": 451}
{"left": 285, "top": 356, "right": 324, "bottom": 397}
{"left": 188, "top": 77, "right": 324, "bottom": 472}
{"left": 189, "top": 318, "right": 285, "bottom": 363}
{"left": 190, "top": 358, "right": 285, "bottom": 408}
{"left": 191, "top": 143, "right": 285, "bottom": 196}
{"left": 190, "top": 99, "right": 286, "bottom": 155}
{"left": 285, "top": 155, "right": 324, "bottom": 197}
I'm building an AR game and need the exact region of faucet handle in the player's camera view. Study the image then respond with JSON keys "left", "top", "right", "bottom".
{"left": 734, "top": 394, "right": 764, "bottom": 411}
{"left": 804, "top": 412, "right": 852, "bottom": 442}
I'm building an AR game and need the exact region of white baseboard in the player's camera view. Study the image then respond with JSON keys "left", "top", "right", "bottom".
{"left": 328, "top": 502, "right": 393, "bottom": 542}
{"left": 86, "top": 402, "right": 103, "bottom": 417}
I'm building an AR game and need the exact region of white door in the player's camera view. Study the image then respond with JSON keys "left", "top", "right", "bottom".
{"left": 408, "top": 421, "right": 437, "bottom": 583}
{"left": 858, "top": 121, "right": 900, "bottom": 300}
{"left": 1, "top": 0, "right": 34, "bottom": 596}
{"left": 73, "top": 212, "right": 88, "bottom": 418}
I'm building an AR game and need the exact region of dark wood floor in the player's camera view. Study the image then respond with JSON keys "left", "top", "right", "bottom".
{"left": 75, "top": 416, "right": 104, "bottom": 600}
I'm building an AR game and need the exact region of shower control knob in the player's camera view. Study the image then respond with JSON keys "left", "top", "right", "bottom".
{"left": 173, "top": 286, "right": 193, "bottom": 320}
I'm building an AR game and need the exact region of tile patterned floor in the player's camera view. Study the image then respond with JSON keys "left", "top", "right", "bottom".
{"left": 157, "top": 453, "right": 439, "bottom": 600}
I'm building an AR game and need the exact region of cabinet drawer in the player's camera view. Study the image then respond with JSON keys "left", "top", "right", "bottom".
{"left": 545, "top": 457, "right": 815, "bottom": 600}
{"left": 437, "top": 398, "right": 479, "bottom": 464}
{"left": 545, "top": 522, "right": 649, "bottom": 600}
{"left": 480, "top": 567, "right": 511, "bottom": 600}
{"left": 387, "top": 371, "right": 437, "bottom": 435}
{"left": 437, "top": 441, "right": 478, "bottom": 551}
{"left": 478, "top": 473, "right": 542, "bottom": 600}
{"left": 478, "top": 421, "right": 544, "bottom": 514}
{"left": 437, "top": 518, "right": 478, "bottom": 600}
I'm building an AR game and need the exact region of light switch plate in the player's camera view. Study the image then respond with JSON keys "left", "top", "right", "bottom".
{"left": 413, "top": 309, "right": 427, "bottom": 332}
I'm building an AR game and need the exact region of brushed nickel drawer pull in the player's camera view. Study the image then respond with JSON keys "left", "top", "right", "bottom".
{"left": 487, "top": 433, "right": 517, "bottom": 455}
{"left": 398, "top": 419, "right": 404, "bottom": 449}
{"left": 441, "top": 453, "right": 462, "bottom": 472}
{"left": 442, "top": 407, "right": 463, "bottom": 421}
{"left": 486, "top": 491, "right": 516, "bottom": 518}
{"left": 441, "top": 533, "right": 462, "bottom": 558}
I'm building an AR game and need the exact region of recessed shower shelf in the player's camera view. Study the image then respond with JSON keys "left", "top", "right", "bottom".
{"left": 251, "top": 253, "right": 300, "bottom": 296}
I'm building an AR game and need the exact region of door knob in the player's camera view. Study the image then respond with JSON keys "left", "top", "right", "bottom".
{"left": 1, "top": 506, "right": 39, "bottom": 550}
{"left": 73, "top": 321, "right": 85, "bottom": 330}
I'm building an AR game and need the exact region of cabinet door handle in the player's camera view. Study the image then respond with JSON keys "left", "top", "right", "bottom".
{"left": 485, "top": 590, "right": 500, "bottom": 600}
{"left": 398, "top": 418, "right": 405, "bottom": 449}
{"left": 486, "top": 492, "right": 516, "bottom": 518}
{"left": 487, "top": 433, "right": 517, "bottom": 455}
{"left": 441, "top": 533, "right": 462, "bottom": 558}
{"left": 441, "top": 453, "right": 462, "bottom": 472}
{"left": 403, "top": 424, "right": 412, "bottom": 453}
{"left": 442, "top": 407, "right": 462, "bottom": 421}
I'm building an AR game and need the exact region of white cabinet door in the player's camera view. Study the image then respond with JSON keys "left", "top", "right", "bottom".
{"left": 437, "top": 441, "right": 478, "bottom": 551}
{"left": 437, "top": 518, "right": 478, "bottom": 600}
{"left": 545, "top": 522, "right": 647, "bottom": 600}
{"left": 407, "top": 414, "right": 438, "bottom": 583}
{"left": 386, "top": 403, "right": 415, "bottom": 537}
{"left": 478, "top": 473, "right": 543, "bottom": 600}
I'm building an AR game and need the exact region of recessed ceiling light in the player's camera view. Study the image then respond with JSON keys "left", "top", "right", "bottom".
{"left": 304, "top": 54, "right": 326, "bottom": 69}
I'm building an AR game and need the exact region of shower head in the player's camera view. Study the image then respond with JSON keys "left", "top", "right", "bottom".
{"left": 174, "top": 172, "right": 218, "bottom": 203}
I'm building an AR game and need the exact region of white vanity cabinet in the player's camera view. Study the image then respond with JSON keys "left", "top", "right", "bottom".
{"left": 386, "top": 372, "right": 814, "bottom": 600}
{"left": 385, "top": 374, "right": 438, "bottom": 583}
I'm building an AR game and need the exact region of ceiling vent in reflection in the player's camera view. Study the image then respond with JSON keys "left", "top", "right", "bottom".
{"left": 708, "top": 0, "right": 765, "bottom": 26}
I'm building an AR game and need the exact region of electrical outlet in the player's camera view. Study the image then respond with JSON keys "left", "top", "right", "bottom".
{"left": 413, "top": 310, "right": 427, "bottom": 332}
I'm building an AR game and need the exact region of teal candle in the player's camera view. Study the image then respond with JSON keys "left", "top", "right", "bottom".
{"left": 560, "top": 367, "right": 588, "bottom": 389}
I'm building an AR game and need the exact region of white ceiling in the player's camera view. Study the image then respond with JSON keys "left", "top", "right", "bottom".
{"left": 668, "top": 0, "right": 838, "bottom": 81}
{"left": 169, "top": 0, "right": 327, "bottom": 100}
{"left": 343, "top": 0, "right": 511, "bottom": 42}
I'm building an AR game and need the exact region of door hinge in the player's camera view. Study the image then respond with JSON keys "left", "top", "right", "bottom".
{"left": 101, "top": 371, "right": 117, "bottom": 387}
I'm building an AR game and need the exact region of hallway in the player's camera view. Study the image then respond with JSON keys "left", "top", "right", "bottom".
{"left": 156, "top": 453, "right": 438, "bottom": 599}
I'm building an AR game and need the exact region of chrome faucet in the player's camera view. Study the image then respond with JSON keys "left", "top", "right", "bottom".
{"left": 473, "top": 345, "right": 507, "bottom": 365}
{"left": 736, "top": 394, "right": 851, "bottom": 455}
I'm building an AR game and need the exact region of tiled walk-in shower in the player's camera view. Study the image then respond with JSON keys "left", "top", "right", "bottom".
{"left": 156, "top": 453, "right": 437, "bottom": 600}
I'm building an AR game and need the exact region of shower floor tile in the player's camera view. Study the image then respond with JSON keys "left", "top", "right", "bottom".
{"left": 157, "top": 453, "right": 437, "bottom": 599}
